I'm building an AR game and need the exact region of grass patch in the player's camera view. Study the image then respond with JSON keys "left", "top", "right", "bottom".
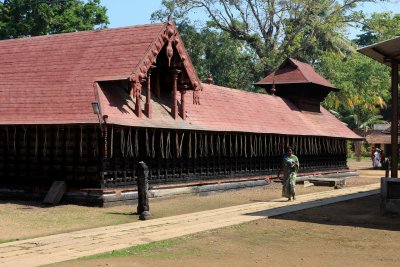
{"left": 231, "top": 223, "right": 246, "bottom": 230}
{"left": 80, "top": 238, "right": 184, "bottom": 260}
{"left": 0, "top": 239, "right": 18, "bottom": 244}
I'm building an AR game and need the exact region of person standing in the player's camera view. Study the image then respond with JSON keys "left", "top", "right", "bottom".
{"left": 372, "top": 148, "right": 381, "bottom": 169}
{"left": 278, "top": 146, "right": 300, "bottom": 201}
{"left": 371, "top": 146, "right": 376, "bottom": 166}
{"left": 380, "top": 150, "right": 386, "bottom": 167}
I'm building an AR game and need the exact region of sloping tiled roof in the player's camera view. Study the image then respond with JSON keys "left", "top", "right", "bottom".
{"left": 99, "top": 82, "right": 360, "bottom": 139}
{"left": 366, "top": 131, "right": 400, "bottom": 144}
{"left": 0, "top": 22, "right": 201, "bottom": 125}
{"left": 374, "top": 124, "right": 391, "bottom": 131}
{"left": 0, "top": 23, "right": 359, "bottom": 139}
{"left": 254, "top": 58, "right": 337, "bottom": 90}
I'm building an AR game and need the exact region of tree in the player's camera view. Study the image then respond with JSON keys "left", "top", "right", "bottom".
{"left": 0, "top": 0, "right": 109, "bottom": 40}
{"left": 152, "top": 0, "right": 374, "bottom": 75}
{"left": 178, "top": 22, "right": 264, "bottom": 91}
{"left": 355, "top": 12, "right": 400, "bottom": 46}
{"left": 319, "top": 52, "right": 391, "bottom": 130}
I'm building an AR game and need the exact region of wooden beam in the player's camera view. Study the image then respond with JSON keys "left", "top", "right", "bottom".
{"left": 171, "top": 70, "right": 181, "bottom": 120}
{"left": 180, "top": 90, "right": 186, "bottom": 120}
{"left": 391, "top": 60, "right": 399, "bottom": 178}
{"left": 132, "top": 81, "right": 142, "bottom": 118}
{"left": 145, "top": 71, "right": 152, "bottom": 118}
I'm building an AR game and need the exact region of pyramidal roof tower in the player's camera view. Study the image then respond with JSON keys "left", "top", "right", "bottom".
{"left": 254, "top": 58, "right": 338, "bottom": 112}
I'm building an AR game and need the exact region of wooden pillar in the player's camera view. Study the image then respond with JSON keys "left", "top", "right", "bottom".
{"left": 171, "top": 70, "right": 181, "bottom": 120}
{"left": 391, "top": 60, "right": 399, "bottom": 178}
{"left": 102, "top": 116, "right": 108, "bottom": 158}
{"left": 131, "top": 81, "right": 142, "bottom": 118}
{"left": 155, "top": 72, "right": 161, "bottom": 98}
{"left": 180, "top": 90, "right": 186, "bottom": 120}
{"left": 145, "top": 71, "right": 152, "bottom": 118}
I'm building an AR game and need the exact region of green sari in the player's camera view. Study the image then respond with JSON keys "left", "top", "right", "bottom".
{"left": 281, "top": 154, "right": 299, "bottom": 198}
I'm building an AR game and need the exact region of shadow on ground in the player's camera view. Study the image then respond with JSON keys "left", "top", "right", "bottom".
{"left": 0, "top": 199, "right": 58, "bottom": 208}
{"left": 252, "top": 195, "right": 400, "bottom": 231}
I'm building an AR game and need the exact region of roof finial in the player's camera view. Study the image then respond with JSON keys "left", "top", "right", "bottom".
{"left": 270, "top": 73, "right": 276, "bottom": 95}
{"left": 206, "top": 72, "right": 214, "bottom": 85}
{"left": 167, "top": 2, "right": 175, "bottom": 23}
{"left": 206, "top": 65, "right": 214, "bottom": 84}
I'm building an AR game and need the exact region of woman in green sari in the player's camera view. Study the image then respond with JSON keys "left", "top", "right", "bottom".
{"left": 278, "top": 146, "right": 299, "bottom": 201}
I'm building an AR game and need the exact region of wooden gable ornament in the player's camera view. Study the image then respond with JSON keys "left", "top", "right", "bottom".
{"left": 128, "top": 19, "right": 202, "bottom": 119}
{"left": 254, "top": 58, "right": 338, "bottom": 112}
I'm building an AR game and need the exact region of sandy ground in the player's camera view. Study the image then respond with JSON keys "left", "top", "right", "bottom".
{"left": 0, "top": 159, "right": 383, "bottom": 243}
{"left": 59, "top": 194, "right": 400, "bottom": 267}
{"left": 44, "top": 159, "right": 400, "bottom": 267}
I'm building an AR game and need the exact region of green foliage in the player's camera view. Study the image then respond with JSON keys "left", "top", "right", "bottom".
{"left": 320, "top": 52, "right": 390, "bottom": 130}
{"left": 178, "top": 22, "right": 264, "bottom": 91}
{"left": 152, "top": 1, "right": 395, "bottom": 129}
{"left": 355, "top": 12, "right": 400, "bottom": 46}
{"left": 152, "top": 0, "right": 377, "bottom": 74}
{"left": 81, "top": 238, "right": 184, "bottom": 260}
{"left": 0, "top": 0, "right": 109, "bottom": 39}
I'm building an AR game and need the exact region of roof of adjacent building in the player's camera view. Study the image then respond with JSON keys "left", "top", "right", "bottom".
{"left": 0, "top": 22, "right": 201, "bottom": 124}
{"left": 374, "top": 124, "right": 391, "bottom": 131}
{"left": 98, "top": 82, "right": 360, "bottom": 138}
{"left": 254, "top": 58, "right": 337, "bottom": 90}
{"left": 0, "top": 22, "right": 360, "bottom": 139}
{"left": 0, "top": 23, "right": 164, "bottom": 124}
{"left": 358, "top": 36, "right": 400, "bottom": 66}
{"left": 366, "top": 131, "right": 400, "bottom": 145}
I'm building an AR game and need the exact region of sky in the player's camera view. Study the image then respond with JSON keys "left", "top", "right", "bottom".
{"left": 101, "top": 0, "right": 164, "bottom": 27}
{"left": 102, "top": 0, "right": 400, "bottom": 38}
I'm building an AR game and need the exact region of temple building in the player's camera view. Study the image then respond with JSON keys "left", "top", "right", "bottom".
{"left": 0, "top": 20, "right": 360, "bottom": 205}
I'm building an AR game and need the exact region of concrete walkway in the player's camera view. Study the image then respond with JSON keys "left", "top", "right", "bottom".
{"left": 0, "top": 183, "right": 380, "bottom": 267}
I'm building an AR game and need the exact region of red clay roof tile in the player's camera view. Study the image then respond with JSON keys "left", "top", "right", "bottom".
{"left": 255, "top": 58, "right": 337, "bottom": 90}
{"left": 98, "top": 81, "right": 359, "bottom": 139}
{"left": 0, "top": 23, "right": 359, "bottom": 139}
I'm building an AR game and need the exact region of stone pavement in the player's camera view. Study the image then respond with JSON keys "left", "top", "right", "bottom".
{"left": 0, "top": 183, "right": 380, "bottom": 267}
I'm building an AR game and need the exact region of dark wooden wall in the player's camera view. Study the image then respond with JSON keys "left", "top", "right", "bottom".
{"left": 101, "top": 126, "right": 348, "bottom": 188}
{"left": 0, "top": 125, "right": 348, "bottom": 189}
{"left": 0, "top": 126, "right": 101, "bottom": 188}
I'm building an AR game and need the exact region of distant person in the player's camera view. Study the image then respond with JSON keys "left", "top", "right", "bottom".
{"left": 373, "top": 148, "right": 381, "bottom": 169}
{"left": 380, "top": 150, "right": 386, "bottom": 169}
{"left": 278, "top": 146, "right": 299, "bottom": 201}
{"left": 379, "top": 150, "right": 386, "bottom": 165}
{"left": 371, "top": 146, "right": 376, "bottom": 165}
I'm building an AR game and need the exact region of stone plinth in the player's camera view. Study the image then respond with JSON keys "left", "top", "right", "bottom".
{"left": 381, "top": 177, "right": 400, "bottom": 214}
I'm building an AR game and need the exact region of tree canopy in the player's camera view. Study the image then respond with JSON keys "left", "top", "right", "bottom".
{"left": 152, "top": 0, "right": 372, "bottom": 75}
{"left": 178, "top": 22, "right": 264, "bottom": 91}
{"left": 0, "top": 0, "right": 109, "bottom": 40}
{"left": 152, "top": 0, "right": 397, "bottom": 130}
{"left": 355, "top": 12, "right": 400, "bottom": 46}
{"left": 319, "top": 53, "right": 390, "bottom": 130}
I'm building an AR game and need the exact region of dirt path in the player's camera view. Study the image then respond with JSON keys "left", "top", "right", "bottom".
{"left": 0, "top": 159, "right": 382, "bottom": 243}
{"left": 0, "top": 183, "right": 379, "bottom": 267}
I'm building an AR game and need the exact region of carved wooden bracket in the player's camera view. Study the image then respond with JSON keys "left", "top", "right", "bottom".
{"left": 180, "top": 90, "right": 187, "bottom": 120}
{"left": 129, "top": 19, "right": 202, "bottom": 106}
{"left": 130, "top": 78, "right": 143, "bottom": 118}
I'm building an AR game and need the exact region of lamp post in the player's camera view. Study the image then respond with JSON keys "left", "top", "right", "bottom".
{"left": 91, "top": 101, "right": 102, "bottom": 129}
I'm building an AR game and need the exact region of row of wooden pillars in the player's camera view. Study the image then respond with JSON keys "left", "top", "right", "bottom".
{"left": 130, "top": 68, "right": 187, "bottom": 120}
{"left": 0, "top": 125, "right": 348, "bottom": 188}
{"left": 100, "top": 127, "right": 348, "bottom": 186}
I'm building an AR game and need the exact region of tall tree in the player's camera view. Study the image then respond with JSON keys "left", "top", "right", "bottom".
{"left": 152, "top": 0, "right": 374, "bottom": 75}
{"left": 319, "top": 52, "right": 391, "bottom": 130}
{"left": 178, "top": 22, "right": 264, "bottom": 91}
{"left": 355, "top": 12, "right": 400, "bottom": 46}
{"left": 0, "top": 0, "right": 108, "bottom": 40}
